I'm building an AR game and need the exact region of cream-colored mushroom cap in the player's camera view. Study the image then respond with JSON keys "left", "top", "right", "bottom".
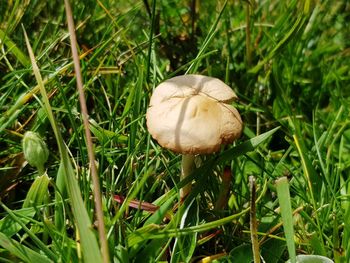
{"left": 146, "top": 74, "right": 243, "bottom": 154}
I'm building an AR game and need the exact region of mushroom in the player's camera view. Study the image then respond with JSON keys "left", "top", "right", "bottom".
{"left": 146, "top": 74, "right": 243, "bottom": 198}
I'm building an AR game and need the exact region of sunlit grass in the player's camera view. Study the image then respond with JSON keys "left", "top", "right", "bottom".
{"left": 0, "top": 0, "right": 349, "bottom": 262}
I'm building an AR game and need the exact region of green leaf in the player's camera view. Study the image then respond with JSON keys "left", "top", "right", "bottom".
{"left": 57, "top": 154, "right": 103, "bottom": 263}
{"left": 309, "top": 232, "right": 326, "bottom": 257}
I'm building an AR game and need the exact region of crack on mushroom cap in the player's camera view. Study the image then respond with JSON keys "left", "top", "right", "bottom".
{"left": 150, "top": 74, "right": 238, "bottom": 106}
{"left": 146, "top": 74, "right": 243, "bottom": 154}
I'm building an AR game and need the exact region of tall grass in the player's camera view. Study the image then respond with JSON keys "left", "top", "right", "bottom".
{"left": 0, "top": 0, "right": 349, "bottom": 262}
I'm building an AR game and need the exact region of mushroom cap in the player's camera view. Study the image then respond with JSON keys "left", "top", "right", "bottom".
{"left": 146, "top": 74, "right": 243, "bottom": 154}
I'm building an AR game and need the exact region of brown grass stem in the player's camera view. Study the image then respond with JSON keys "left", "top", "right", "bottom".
{"left": 64, "top": 1, "right": 110, "bottom": 262}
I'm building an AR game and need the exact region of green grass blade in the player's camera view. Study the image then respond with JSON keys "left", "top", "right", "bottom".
{"left": 144, "top": 194, "right": 177, "bottom": 226}
{"left": 0, "top": 61, "right": 74, "bottom": 134}
{"left": 293, "top": 133, "right": 321, "bottom": 203}
{"left": 170, "top": 198, "right": 199, "bottom": 263}
{"left": 57, "top": 156, "right": 104, "bottom": 263}
{"left": 275, "top": 177, "right": 296, "bottom": 263}
{"left": 0, "top": 232, "right": 52, "bottom": 263}
{"left": 249, "top": 9, "right": 309, "bottom": 74}
{"left": 217, "top": 126, "right": 280, "bottom": 164}
{"left": 145, "top": 0, "right": 156, "bottom": 80}
{"left": 0, "top": 201, "right": 58, "bottom": 261}
{"left": 128, "top": 202, "right": 250, "bottom": 247}
{"left": 0, "top": 29, "right": 30, "bottom": 67}
{"left": 0, "top": 208, "right": 35, "bottom": 237}
{"left": 186, "top": 0, "right": 227, "bottom": 74}
{"left": 293, "top": 134, "right": 326, "bottom": 255}
{"left": 23, "top": 28, "right": 103, "bottom": 263}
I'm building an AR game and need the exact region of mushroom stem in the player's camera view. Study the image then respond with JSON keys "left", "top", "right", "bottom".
{"left": 180, "top": 154, "right": 196, "bottom": 199}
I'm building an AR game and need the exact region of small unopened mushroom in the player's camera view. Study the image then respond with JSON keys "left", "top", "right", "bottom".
{"left": 146, "top": 74, "right": 243, "bottom": 198}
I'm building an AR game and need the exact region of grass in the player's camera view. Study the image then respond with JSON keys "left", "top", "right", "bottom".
{"left": 0, "top": 0, "right": 349, "bottom": 262}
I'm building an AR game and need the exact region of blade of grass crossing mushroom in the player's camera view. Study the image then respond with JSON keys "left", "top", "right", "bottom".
{"left": 23, "top": 28, "right": 103, "bottom": 263}
{"left": 217, "top": 126, "right": 280, "bottom": 164}
{"left": 172, "top": 127, "right": 280, "bottom": 198}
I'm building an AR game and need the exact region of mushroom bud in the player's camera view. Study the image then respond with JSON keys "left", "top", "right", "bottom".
{"left": 146, "top": 74, "right": 243, "bottom": 198}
